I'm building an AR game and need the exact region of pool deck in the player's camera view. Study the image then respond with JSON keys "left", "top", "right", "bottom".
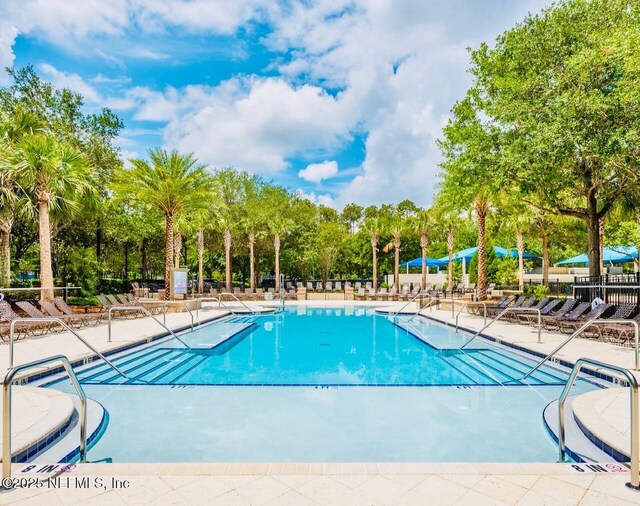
{"left": 3, "top": 461, "right": 640, "bottom": 504}
{"left": 3, "top": 300, "right": 640, "bottom": 504}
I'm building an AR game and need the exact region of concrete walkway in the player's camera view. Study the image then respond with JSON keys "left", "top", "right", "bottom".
{"left": 3, "top": 462, "right": 640, "bottom": 505}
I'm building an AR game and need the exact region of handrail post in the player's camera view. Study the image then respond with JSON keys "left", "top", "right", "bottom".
{"left": 558, "top": 358, "right": 639, "bottom": 491}
{"left": 3, "top": 355, "right": 87, "bottom": 483}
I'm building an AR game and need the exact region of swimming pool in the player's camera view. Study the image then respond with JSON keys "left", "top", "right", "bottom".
{"left": 47, "top": 306, "right": 598, "bottom": 462}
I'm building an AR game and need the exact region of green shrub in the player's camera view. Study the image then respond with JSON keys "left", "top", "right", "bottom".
{"left": 67, "top": 296, "right": 101, "bottom": 307}
{"left": 98, "top": 278, "right": 130, "bottom": 294}
{"left": 524, "top": 285, "right": 548, "bottom": 299}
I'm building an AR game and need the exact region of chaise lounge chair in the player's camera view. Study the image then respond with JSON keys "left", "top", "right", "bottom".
{"left": 558, "top": 303, "right": 613, "bottom": 335}
{"left": 517, "top": 298, "right": 562, "bottom": 326}
{"left": 579, "top": 303, "right": 635, "bottom": 340}
{"left": 543, "top": 301, "right": 589, "bottom": 332}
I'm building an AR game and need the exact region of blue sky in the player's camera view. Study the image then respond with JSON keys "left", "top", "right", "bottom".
{"left": 1, "top": 0, "right": 550, "bottom": 208}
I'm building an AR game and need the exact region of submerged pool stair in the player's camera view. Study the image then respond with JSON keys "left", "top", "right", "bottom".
{"left": 442, "top": 349, "right": 565, "bottom": 386}
{"left": 393, "top": 316, "right": 565, "bottom": 386}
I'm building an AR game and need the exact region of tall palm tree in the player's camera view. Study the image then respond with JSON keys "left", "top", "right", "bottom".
{"left": 269, "top": 215, "right": 293, "bottom": 291}
{"left": 384, "top": 214, "right": 406, "bottom": 290}
{"left": 15, "top": 133, "right": 90, "bottom": 300}
{"left": 411, "top": 209, "right": 434, "bottom": 290}
{"left": 0, "top": 109, "right": 42, "bottom": 286}
{"left": 214, "top": 211, "right": 235, "bottom": 292}
{"left": 362, "top": 216, "right": 383, "bottom": 291}
{"left": 112, "top": 148, "right": 212, "bottom": 300}
{"left": 242, "top": 214, "right": 264, "bottom": 293}
{"left": 474, "top": 195, "right": 490, "bottom": 300}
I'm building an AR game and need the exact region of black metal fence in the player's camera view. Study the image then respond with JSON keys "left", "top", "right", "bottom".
{"left": 573, "top": 273, "right": 640, "bottom": 311}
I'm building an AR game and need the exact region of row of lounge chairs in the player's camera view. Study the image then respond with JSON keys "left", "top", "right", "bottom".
{"left": 0, "top": 293, "right": 165, "bottom": 341}
{"left": 466, "top": 296, "right": 639, "bottom": 344}
{"left": 0, "top": 298, "right": 105, "bottom": 340}
{"left": 208, "top": 287, "right": 297, "bottom": 300}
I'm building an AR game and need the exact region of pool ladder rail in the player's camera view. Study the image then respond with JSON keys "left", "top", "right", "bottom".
{"left": 2, "top": 355, "right": 88, "bottom": 484}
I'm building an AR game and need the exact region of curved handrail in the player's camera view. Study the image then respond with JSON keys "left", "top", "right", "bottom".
{"left": 460, "top": 307, "right": 541, "bottom": 349}
{"left": 3, "top": 355, "right": 87, "bottom": 482}
{"left": 558, "top": 358, "right": 639, "bottom": 491}
{"left": 9, "top": 318, "right": 128, "bottom": 379}
{"left": 455, "top": 302, "right": 488, "bottom": 330}
{"left": 522, "top": 319, "right": 639, "bottom": 381}
{"left": 219, "top": 292, "right": 257, "bottom": 315}
{"left": 198, "top": 297, "right": 239, "bottom": 315}
{"left": 161, "top": 301, "right": 195, "bottom": 330}
{"left": 405, "top": 298, "right": 441, "bottom": 323}
{"left": 391, "top": 291, "right": 430, "bottom": 320}
{"left": 107, "top": 306, "right": 191, "bottom": 349}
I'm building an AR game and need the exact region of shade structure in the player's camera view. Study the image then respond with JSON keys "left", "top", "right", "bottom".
{"left": 555, "top": 246, "right": 638, "bottom": 266}
{"left": 400, "top": 257, "right": 449, "bottom": 268}
{"left": 434, "top": 246, "right": 541, "bottom": 265}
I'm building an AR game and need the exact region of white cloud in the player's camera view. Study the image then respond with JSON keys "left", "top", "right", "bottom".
{"left": 298, "top": 160, "right": 338, "bottom": 183}
{"left": 295, "top": 189, "right": 335, "bottom": 208}
{"left": 39, "top": 64, "right": 101, "bottom": 103}
{"left": 128, "top": 77, "right": 358, "bottom": 173}
{"left": 0, "top": 23, "right": 19, "bottom": 85}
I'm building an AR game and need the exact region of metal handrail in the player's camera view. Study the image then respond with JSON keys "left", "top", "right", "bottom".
{"left": 460, "top": 307, "right": 542, "bottom": 349}
{"left": 107, "top": 306, "right": 191, "bottom": 349}
{"left": 3, "top": 355, "right": 87, "bottom": 482}
{"left": 198, "top": 297, "right": 239, "bottom": 315}
{"left": 522, "top": 319, "right": 639, "bottom": 381}
{"left": 391, "top": 291, "right": 430, "bottom": 319}
{"left": 9, "top": 318, "right": 128, "bottom": 379}
{"left": 455, "top": 302, "right": 488, "bottom": 329}
{"left": 219, "top": 292, "right": 256, "bottom": 314}
{"left": 558, "top": 358, "right": 639, "bottom": 491}
{"left": 405, "top": 298, "right": 441, "bottom": 323}
{"left": 161, "top": 301, "right": 195, "bottom": 330}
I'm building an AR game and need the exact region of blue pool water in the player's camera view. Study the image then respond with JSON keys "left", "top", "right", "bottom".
{"left": 73, "top": 307, "right": 566, "bottom": 386}
{"left": 48, "top": 306, "right": 598, "bottom": 462}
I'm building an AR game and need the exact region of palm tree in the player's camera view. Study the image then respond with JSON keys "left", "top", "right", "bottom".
{"left": 214, "top": 210, "right": 235, "bottom": 292}
{"left": 447, "top": 222, "right": 455, "bottom": 293}
{"left": 0, "top": 108, "right": 42, "bottom": 286}
{"left": 411, "top": 209, "right": 434, "bottom": 290}
{"left": 362, "top": 216, "right": 383, "bottom": 291}
{"left": 384, "top": 214, "right": 406, "bottom": 290}
{"left": 15, "top": 133, "right": 90, "bottom": 300}
{"left": 474, "top": 195, "right": 490, "bottom": 300}
{"left": 112, "top": 148, "right": 212, "bottom": 300}
{"left": 240, "top": 210, "right": 264, "bottom": 293}
{"left": 270, "top": 215, "right": 293, "bottom": 292}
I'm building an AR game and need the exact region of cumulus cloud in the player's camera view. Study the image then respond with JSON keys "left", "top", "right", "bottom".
{"left": 295, "top": 189, "right": 335, "bottom": 208}
{"left": 298, "top": 160, "right": 338, "bottom": 183}
{"left": 123, "top": 77, "right": 357, "bottom": 172}
{"left": 0, "top": 23, "right": 18, "bottom": 85}
{"left": 39, "top": 64, "right": 102, "bottom": 103}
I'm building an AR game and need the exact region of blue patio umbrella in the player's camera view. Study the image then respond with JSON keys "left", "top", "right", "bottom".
{"left": 555, "top": 246, "right": 638, "bottom": 266}
{"left": 435, "top": 246, "right": 542, "bottom": 264}
{"left": 400, "top": 257, "right": 449, "bottom": 268}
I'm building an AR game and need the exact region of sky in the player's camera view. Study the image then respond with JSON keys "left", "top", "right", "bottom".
{"left": 1, "top": 0, "right": 551, "bottom": 209}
